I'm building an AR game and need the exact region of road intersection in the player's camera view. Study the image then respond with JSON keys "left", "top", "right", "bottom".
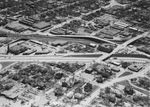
{"left": 0, "top": 0, "right": 150, "bottom": 106}
{"left": 0, "top": 30, "right": 149, "bottom": 107}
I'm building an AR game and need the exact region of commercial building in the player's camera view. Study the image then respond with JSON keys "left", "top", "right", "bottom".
{"left": 94, "top": 19, "right": 109, "bottom": 27}
{"left": 100, "top": 33, "right": 113, "bottom": 39}
{"left": 33, "top": 21, "right": 51, "bottom": 30}
{"left": 128, "top": 64, "right": 143, "bottom": 72}
{"left": 120, "top": 31, "right": 131, "bottom": 37}
{"left": 101, "top": 27, "right": 121, "bottom": 36}
{"left": 51, "top": 40, "right": 68, "bottom": 47}
{"left": 19, "top": 16, "right": 38, "bottom": 27}
{"left": 19, "top": 19, "right": 34, "bottom": 26}
{"left": 97, "top": 43, "right": 114, "bottom": 53}
{"left": 9, "top": 45, "right": 28, "bottom": 55}
{"left": 5, "top": 23, "right": 27, "bottom": 33}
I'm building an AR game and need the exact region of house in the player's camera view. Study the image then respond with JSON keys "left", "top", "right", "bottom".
{"left": 89, "top": 43, "right": 97, "bottom": 48}
{"left": 111, "top": 67, "right": 120, "bottom": 72}
{"left": 110, "top": 61, "right": 121, "bottom": 66}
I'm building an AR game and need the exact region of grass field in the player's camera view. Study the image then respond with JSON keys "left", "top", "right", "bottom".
{"left": 0, "top": 61, "right": 15, "bottom": 69}
{"left": 116, "top": 80, "right": 130, "bottom": 86}
{"left": 119, "top": 72, "right": 133, "bottom": 77}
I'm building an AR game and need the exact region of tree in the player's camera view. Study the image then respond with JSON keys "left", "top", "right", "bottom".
{"left": 21, "top": 100, "right": 26, "bottom": 105}
{"left": 37, "top": 82, "right": 46, "bottom": 90}
{"left": 105, "top": 87, "right": 111, "bottom": 94}
{"left": 101, "top": 71, "right": 111, "bottom": 78}
{"left": 4, "top": 85, "right": 12, "bottom": 91}
{"left": 54, "top": 87, "right": 63, "bottom": 97}
{"left": 115, "top": 99, "right": 124, "bottom": 106}
{"left": 108, "top": 94, "right": 116, "bottom": 103}
{"left": 128, "top": 0, "right": 138, "bottom": 2}
{"left": 0, "top": 83, "right": 3, "bottom": 91}
{"left": 22, "top": 77, "right": 30, "bottom": 84}
{"left": 124, "top": 85, "right": 135, "bottom": 95}
{"left": 96, "top": 76, "right": 103, "bottom": 83}
{"left": 41, "top": 68, "right": 48, "bottom": 74}
{"left": 115, "top": 91, "right": 122, "bottom": 98}
{"left": 84, "top": 83, "right": 93, "bottom": 93}
{"left": 62, "top": 82, "right": 68, "bottom": 88}
{"left": 54, "top": 73, "right": 64, "bottom": 79}
{"left": 132, "top": 95, "right": 141, "bottom": 102}
{"left": 75, "top": 88, "right": 83, "bottom": 94}
{"left": 12, "top": 74, "right": 20, "bottom": 81}
{"left": 121, "top": 61, "right": 130, "bottom": 68}
{"left": 13, "top": 63, "right": 22, "bottom": 69}
{"left": 138, "top": 77, "right": 150, "bottom": 89}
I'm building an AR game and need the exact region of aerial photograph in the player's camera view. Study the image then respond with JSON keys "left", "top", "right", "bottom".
{"left": 0, "top": 0, "right": 150, "bottom": 107}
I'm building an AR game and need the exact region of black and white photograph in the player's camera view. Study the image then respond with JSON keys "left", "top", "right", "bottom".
{"left": 0, "top": 0, "right": 150, "bottom": 107}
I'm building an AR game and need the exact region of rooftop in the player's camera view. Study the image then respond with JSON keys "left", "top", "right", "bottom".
{"left": 51, "top": 40, "right": 69, "bottom": 46}
{"left": 33, "top": 21, "right": 51, "bottom": 29}
{"left": 5, "top": 22, "right": 28, "bottom": 32}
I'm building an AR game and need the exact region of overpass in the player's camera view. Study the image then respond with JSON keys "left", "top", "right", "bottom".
{"left": 95, "top": 31, "right": 150, "bottom": 62}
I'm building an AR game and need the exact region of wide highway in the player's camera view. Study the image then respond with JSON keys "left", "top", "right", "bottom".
{"left": 0, "top": 55, "right": 96, "bottom": 63}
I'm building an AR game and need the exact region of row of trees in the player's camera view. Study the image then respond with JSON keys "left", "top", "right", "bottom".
{"left": 48, "top": 62, "right": 85, "bottom": 73}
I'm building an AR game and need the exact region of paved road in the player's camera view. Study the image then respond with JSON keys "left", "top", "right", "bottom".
{"left": 110, "top": 57, "right": 150, "bottom": 62}
{"left": 81, "top": 63, "right": 150, "bottom": 106}
{"left": 79, "top": 31, "right": 150, "bottom": 106}
{"left": 96, "top": 31, "right": 149, "bottom": 62}
{"left": 0, "top": 55, "right": 96, "bottom": 63}
{"left": 0, "top": 0, "right": 150, "bottom": 106}
{"left": 0, "top": 23, "right": 149, "bottom": 107}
